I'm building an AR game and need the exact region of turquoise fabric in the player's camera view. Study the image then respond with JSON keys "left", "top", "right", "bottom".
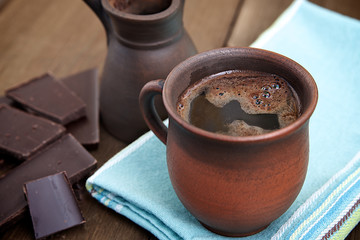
{"left": 87, "top": 1, "right": 360, "bottom": 239}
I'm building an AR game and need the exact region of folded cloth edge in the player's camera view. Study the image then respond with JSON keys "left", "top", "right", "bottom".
{"left": 271, "top": 151, "right": 360, "bottom": 240}
{"left": 86, "top": 182, "right": 177, "bottom": 240}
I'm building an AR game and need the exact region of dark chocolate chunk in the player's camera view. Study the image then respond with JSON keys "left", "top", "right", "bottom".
{"left": 24, "top": 172, "right": 85, "bottom": 239}
{"left": 6, "top": 73, "right": 86, "bottom": 125}
{"left": 0, "top": 134, "right": 97, "bottom": 228}
{"left": 0, "top": 104, "right": 65, "bottom": 160}
{"left": 60, "top": 68, "right": 99, "bottom": 147}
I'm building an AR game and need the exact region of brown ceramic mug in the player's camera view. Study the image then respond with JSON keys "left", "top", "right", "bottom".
{"left": 139, "top": 47, "right": 318, "bottom": 237}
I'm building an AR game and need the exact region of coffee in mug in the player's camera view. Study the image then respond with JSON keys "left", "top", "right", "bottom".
{"left": 176, "top": 70, "right": 300, "bottom": 136}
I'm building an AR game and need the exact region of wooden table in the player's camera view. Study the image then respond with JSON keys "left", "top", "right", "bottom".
{"left": 0, "top": 0, "right": 359, "bottom": 239}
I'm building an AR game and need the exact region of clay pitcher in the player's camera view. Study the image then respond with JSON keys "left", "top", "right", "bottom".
{"left": 84, "top": 0, "right": 197, "bottom": 142}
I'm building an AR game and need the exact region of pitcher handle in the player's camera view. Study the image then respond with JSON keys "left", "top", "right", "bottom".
{"left": 83, "top": 0, "right": 112, "bottom": 44}
{"left": 139, "top": 79, "right": 168, "bottom": 145}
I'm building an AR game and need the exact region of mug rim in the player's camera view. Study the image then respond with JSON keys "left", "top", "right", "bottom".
{"left": 163, "top": 47, "right": 318, "bottom": 143}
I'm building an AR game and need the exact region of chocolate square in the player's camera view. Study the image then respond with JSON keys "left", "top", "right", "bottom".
{"left": 6, "top": 73, "right": 86, "bottom": 125}
{"left": 0, "top": 134, "right": 97, "bottom": 228}
{"left": 0, "top": 104, "right": 65, "bottom": 160}
{"left": 24, "top": 172, "right": 85, "bottom": 239}
{"left": 60, "top": 68, "right": 100, "bottom": 147}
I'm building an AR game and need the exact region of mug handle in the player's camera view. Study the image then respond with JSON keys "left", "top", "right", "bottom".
{"left": 139, "top": 79, "right": 168, "bottom": 145}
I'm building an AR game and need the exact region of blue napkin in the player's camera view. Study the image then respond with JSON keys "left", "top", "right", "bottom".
{"left": 86, "top": 0, "right": 360, "bottom": 239}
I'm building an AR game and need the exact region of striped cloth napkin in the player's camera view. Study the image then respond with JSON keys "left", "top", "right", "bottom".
{"left": 86, "top": 0, "right": 360, "bottom": 239}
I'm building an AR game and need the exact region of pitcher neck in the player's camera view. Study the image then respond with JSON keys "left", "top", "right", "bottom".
{"left": 102, "top": 0, "right": 185, "bottom": 49}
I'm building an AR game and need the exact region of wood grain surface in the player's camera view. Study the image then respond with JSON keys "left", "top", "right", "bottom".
{"left": 0, "top": 0, "right": 359, "bottom": 239}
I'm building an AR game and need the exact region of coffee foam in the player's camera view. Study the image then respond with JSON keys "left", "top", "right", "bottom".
{"left": 221, "top": 120, "right": 272, "bottom": 136}
{"left": 177, "top": 70, "right": 300, "bottom": 136}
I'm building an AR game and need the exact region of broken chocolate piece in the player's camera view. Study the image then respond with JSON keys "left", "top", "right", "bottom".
{"left": 0, "top": 134, "right": 97, "bottom": 228}
{"left": 0, "top": 104, "right": 65, "bottom": 160}
{"left": 6, "top": 73, "right": 86, "bottom": 125}
{"left": 60, "top": 68, "right": 99, "bottom": 147}
{"left": 24, "top": 172, "right": 85, "bottom": 239}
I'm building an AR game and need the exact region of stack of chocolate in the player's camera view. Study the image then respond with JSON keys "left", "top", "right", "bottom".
{"left": 0, "top": 68, "right": 99, "bottom": 239}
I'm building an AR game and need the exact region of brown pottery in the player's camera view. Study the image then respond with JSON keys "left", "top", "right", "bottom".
{"left": 139, "top": 47, "right": 318, "bottom": 236}
{"left": 84, "top": 0, "right": 197, "bottom": 142}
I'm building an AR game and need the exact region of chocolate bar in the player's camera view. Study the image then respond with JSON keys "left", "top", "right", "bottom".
{"left": 24, "top": 172, "right": 85, "bottom": 239}
{"left": 0, "top": 104, "right": 65, "bottom": 160}
{"left": 6, "top": 73, "right": 86, "bottom": 125}
{"left": 60, "top": 68, "right": 100, "bottom": 147}
{"left": 0, "top": 134, "right": 97, "bottom": 228}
